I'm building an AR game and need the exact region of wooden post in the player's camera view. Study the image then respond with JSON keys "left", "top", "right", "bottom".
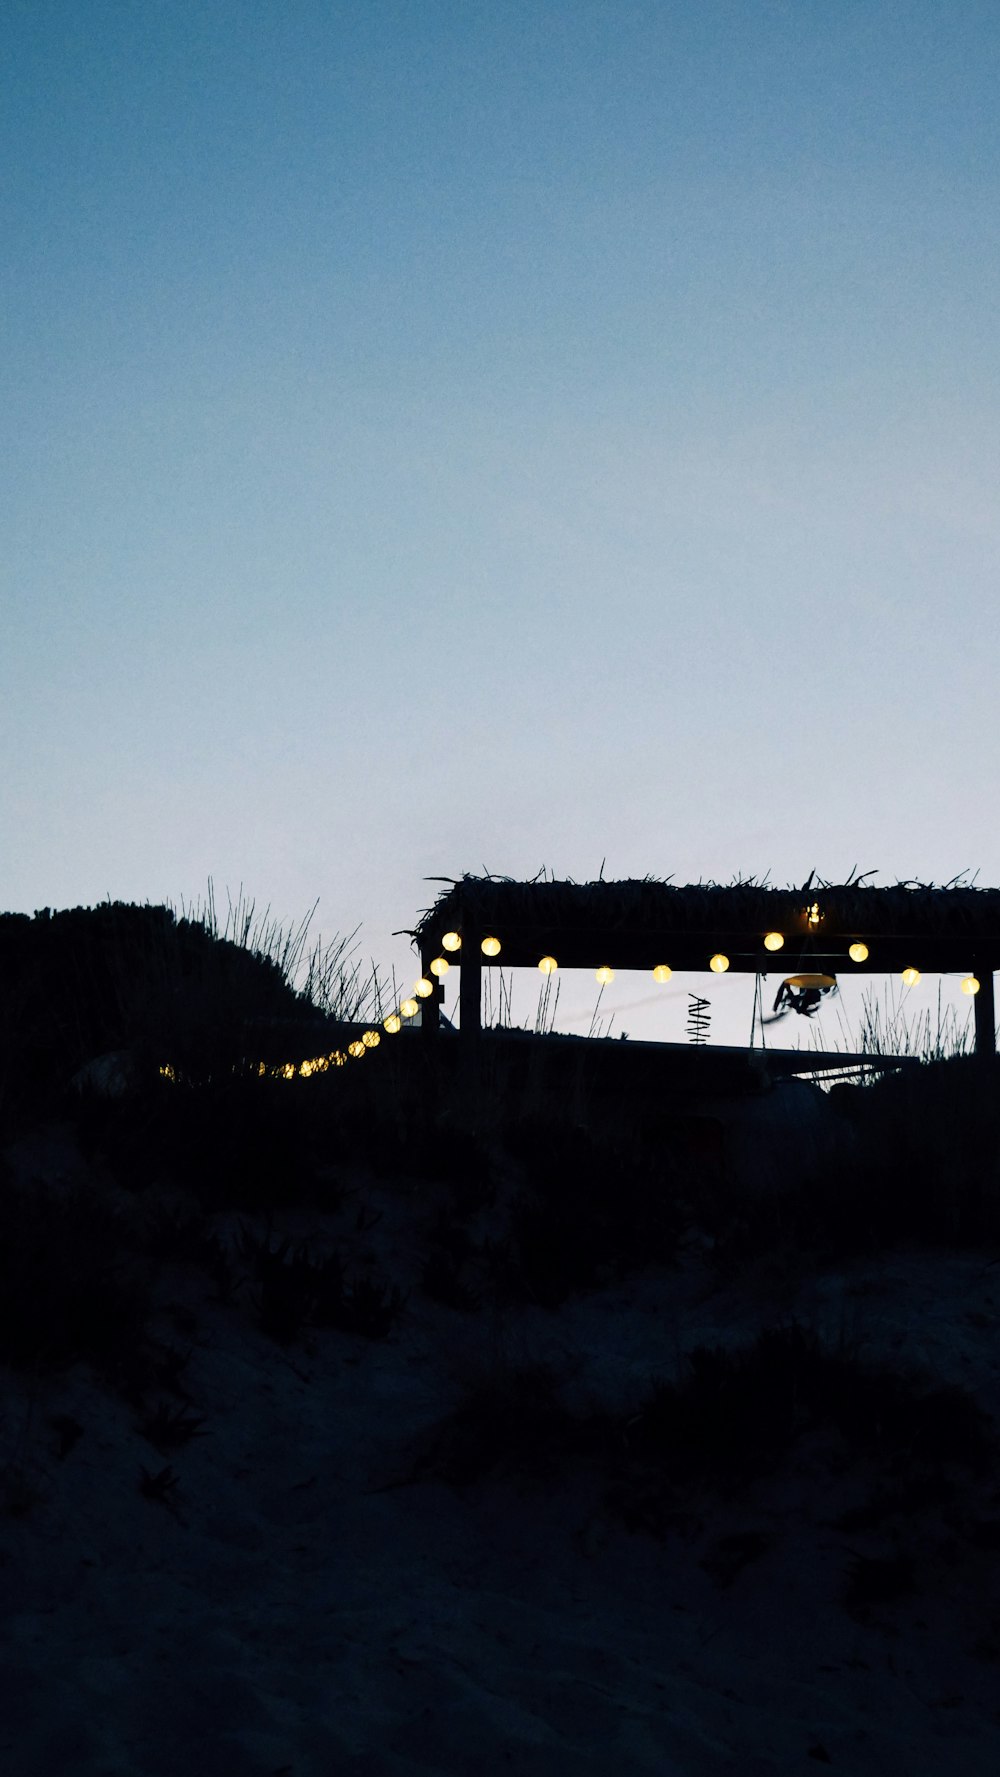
{"left": 459, "top": 935, "right": 481, "bottom": 1042}
{"left": 420, "top": 945, "right": 440, "bottom": 1039}
{"left": 975, "top": 968, "right": 996, "bottom": 1062}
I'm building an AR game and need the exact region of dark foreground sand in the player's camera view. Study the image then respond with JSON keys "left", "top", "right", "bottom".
{"left": 3, "top": 1129, "right": 1000, "bottom": 1775}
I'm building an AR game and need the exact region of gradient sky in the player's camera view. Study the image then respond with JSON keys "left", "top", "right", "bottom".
{"left": 4, "top": 1, "right": 999, "bottom": 1048}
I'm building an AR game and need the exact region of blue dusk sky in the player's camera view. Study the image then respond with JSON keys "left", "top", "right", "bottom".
{"left": 3, "top": 1, "right": 999, "bottom": 1048}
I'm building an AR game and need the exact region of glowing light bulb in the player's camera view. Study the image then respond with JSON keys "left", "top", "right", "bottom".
{"left": 807, "top": 902, "right": 822, "bottom": 927}
{"left": 414, "top": 978, "right": 434, "bottom": 998}
{"left": 441, "top": 931, "right": 462, "bottom": 951}
{"left": 383, "top": 1013, "right": 402, "bottom": 1033}
{"left": 400, "top": 998, "right": 418, "bottom": 1018}
{"left": 362, "top": 1030, "right": 380, "bottom": 1048}
{"left": 481, "top": 936, "right": 501, "bottom": 957}
{"left": 710, "top": 954, "right": 730, "bottom": 973}
{"left": 902, "top": 966, "right": 921, "bottom": 988}
{"left": 595, "top": 965, "right": 614, "bottom": 985}
{"left": 763, "top": 932, "right": 784, "bottom": 952}
{"left": 537, "top": 956, "right": 558, "bottom": 974}
{"left": 962, "top": 975, "right": 981, "bottom": 996}
{"left": 348, "top": 1041, "right": 365, "bottom": 1059}
{"left": 849, "top": 942, "right": 869, "bottom": 963}
{"left": 652, "top": 964, "right": 672, "bottom": 983}
{"left": 429, "top": 956, "right": 449, "bottom": 977}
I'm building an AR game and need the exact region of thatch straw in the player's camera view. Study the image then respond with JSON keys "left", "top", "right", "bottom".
{"left": 411, "top": 871, "right": 1000, "bottom": 944}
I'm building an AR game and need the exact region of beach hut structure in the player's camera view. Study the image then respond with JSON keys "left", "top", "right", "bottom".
{"left": 409, "top": 874, "right": 1000, "bottom": 1059}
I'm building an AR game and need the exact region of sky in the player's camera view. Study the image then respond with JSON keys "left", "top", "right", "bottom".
{"left": 4, "top": 0, "right": 999, "bottom": 1051}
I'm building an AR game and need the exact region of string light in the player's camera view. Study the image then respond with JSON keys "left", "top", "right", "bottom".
{"left": 537, "top": 956, "right": 558, "bottom": 974}
{"left": 414, "top": 978, "right": 434, "bottom": 998}
{"left": 481, "top": 936, "right": 501, "bottom": 957}
{"left": 348, "top": 1041, "right": 365, "bottom": 1059}
{"left": 441, "top": 932, "right": 462, "bottom": 951}
{"left": 849, "top": 942, "right": 869, "bottom": 962}
{"left": 429, "top": 956, "right": 449, "bottom": 977}
{"left": 362, "top": 1030, "right": 380, "bottom": 1048}
{"left": 710, "top": 954, "right": 730, "bottom": 973}
{"left": 962, "top": 975, "right": 981, "bottom": 996}
{"left": 807, "top": 903, "right": 822, "bottom": 927}
{"left": 902, "top": 966, "right": 921, "bottom": 987}
{"left": 595, "top": 965, "right": 614, "bottom": 985}
{"left": 383, "top": 1013, "right": 402, "bottom": 1033}
{"left": 399, "top": 998, "right": 418, "bottom": 1018}
{"left": 763, "top": 933, "right": 784, "bottom": 952}
{"left": 652, "top": 964, "right": 672, "bottom": 983}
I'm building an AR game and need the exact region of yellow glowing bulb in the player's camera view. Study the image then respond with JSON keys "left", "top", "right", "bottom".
{"left": 362, "top": 1030, "right": 380, "bottom": 1048}
{"left": 962, "top": 975, "right": 981, "bottom": 996}
{"left": 282, "top": 1063, "right": 297, "bottom": 1079}
{"left": 807, "top": 902, "right": 822, "bottom": 927}
{"left": 902, "top": 966, "right": 921, "bottom": 988}
{"left": 383, "top": 1013, "right": 402, "bottom": 1033}
{"left": 429, "top": 956, "right": 449, "bottom": 977}
{"left": 400, "top": 998, "right": 418, "bottom": 1018}
{"left": 481, "top": 936, "right": 501, "bottom": 957}
{"left": 332, "top": 1051, "right": 347, "bottom": 1066}
{"left": 441, "top": 931, "right": 462, "bottom": 951}
{"left": 849, "top": 942, "right": 869, "bottom": 963}
{"left": 652, "top": 964, "right": 672, "bottom": 983}
{"left": 710, "top": 953, "right": 730, "bottom": 973}
{"left": 348, "top": 1041, "right": 365, "bottom": 1059}
{"left": 537, "top": 955, "right": 558, "bottom": 974}
{"left": 763, "top": 932, "right": 784, "bottom": 952}
{"left": 595, "top": 965, "right": 615, "bottom": 985}
{"left": 414, "top": 978, "right": 434, "bottom": 998}
{"left": 300, "top": 1060, "right": 314, "bottom": 1077}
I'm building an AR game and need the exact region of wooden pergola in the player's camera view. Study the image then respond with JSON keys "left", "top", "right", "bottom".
{"left": 409, "top": 875, "right": 1000, "bottom": 1058}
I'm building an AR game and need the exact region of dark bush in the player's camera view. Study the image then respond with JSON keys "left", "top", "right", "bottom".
{"left": 88, "top": 1074, "right": 340, "bottom": 1212}
{"left": 399, "top": 1361, "right": 609, "bottom": 1490}
{"left": 0, "top": 1164, "right": 152, "bottom": 1370}
{"left": 231, "top": 1220, "right": 406, "bottom": 1344}
{"left": 623, "top": 1322, "right": 993, "bottom": 1487}
{"left": 493, "top": 1117, "right": 681, "bottom": 1306}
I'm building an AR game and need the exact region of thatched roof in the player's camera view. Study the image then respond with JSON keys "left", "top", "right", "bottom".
{"left": 409, "top": 872, "right": 1000, "bottom": 974}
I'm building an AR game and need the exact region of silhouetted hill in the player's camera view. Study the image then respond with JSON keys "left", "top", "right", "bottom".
{"left": 0, "top": 902, "right": 305, "bottom": 1116}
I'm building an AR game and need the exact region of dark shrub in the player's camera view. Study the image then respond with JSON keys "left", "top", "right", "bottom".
{"left": 623, "top": 1321, "right": 993, "bottom": 1488}
{"left": 405, "top": 1362, "right": 604, "bottom": 1489}
{"left": 495, "top": 1117, "right": 681, "bottom": 1306}
{"left": 0, "top": 1163, "right": 151, "bottom": 1370}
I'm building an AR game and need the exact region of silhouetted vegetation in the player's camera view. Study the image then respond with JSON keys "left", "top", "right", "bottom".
{"left": 387, "top": 1319, "right": 994, "bottom": 1554}
{"left": 696, "top": 1055, "right": 1000, "bottom": 1267}
{"left": 0, "top": 1159, "right": 152, "bottom": 1371}
{"left": 4, "top": 887, "right": 1000, "bottom": 1626}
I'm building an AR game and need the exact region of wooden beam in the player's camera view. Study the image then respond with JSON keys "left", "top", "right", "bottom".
{"left": 419, "top": 945, "right": 440, "bottom": 1038}
{"left": 417, "top": 927, "right": 1000, "bottom": 976}
{"left": 975, "top": 969, "right": 996, "bottom": 1061}
{"left": 459, "top": 938, "right": 482, "bottom": 1041}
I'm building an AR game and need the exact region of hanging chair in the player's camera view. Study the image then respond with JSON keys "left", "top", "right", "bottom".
{"left": 772, "top": 973, "right": 839, "bottom": 1019}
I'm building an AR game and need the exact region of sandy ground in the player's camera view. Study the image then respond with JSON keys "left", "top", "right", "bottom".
{"left": 3, "top": 1127, "right": 1000, "bottom": 1775}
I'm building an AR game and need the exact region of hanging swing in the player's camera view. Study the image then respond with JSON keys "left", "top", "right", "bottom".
{"left": 770, "top": 972, "right": 839, "bottom": 1020}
